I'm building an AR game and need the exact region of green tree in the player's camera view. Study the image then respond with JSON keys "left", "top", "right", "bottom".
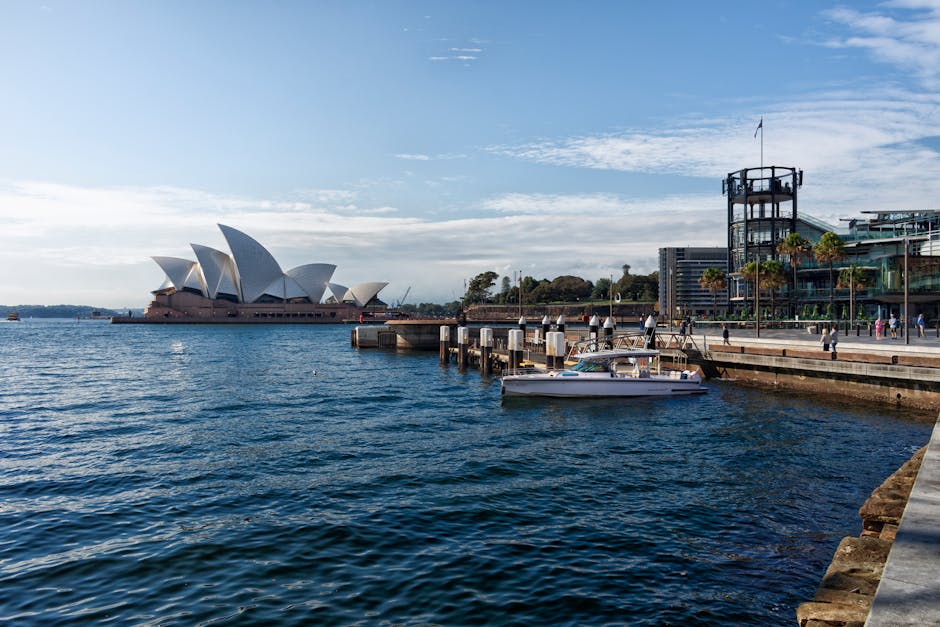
{"left": 497, "top": 276, "right": 512, "bottom": 304}
{"left": 760, "top": 259, "right": 787, "bottom": 319}
{"left": 814, "top": 231, "right": 847, "bottom": 319}
{"left": 740, "top": 261, "right": 760, "bottom": 321}
{"left": 837, "top": 264, "right": 872, "bottom": 325}
{"left": 777, "top": 232, "right": 812, "bottom": 317}
{"left": 549, "top": 275, "right": 593, "bottom": 302}
{"left": 697, "top": 267, "right": 727, "bottom": 319}
{"left": 462, "top": 271, "right": 499, "bottom": 307}
{"left": 591, "top": 277, "right": 612, "bottom": 301}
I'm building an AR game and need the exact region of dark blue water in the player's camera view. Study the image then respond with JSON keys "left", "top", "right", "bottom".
{"left": 0, "top": 321, "right": 932, "bottom": 625}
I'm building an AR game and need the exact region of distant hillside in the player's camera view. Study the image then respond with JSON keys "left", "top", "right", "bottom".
{"left": 0, "top": 305, "right": 134, "bottom": 319}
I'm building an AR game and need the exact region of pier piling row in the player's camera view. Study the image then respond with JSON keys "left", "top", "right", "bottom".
{"left": 354, "top": 320, "right": 940, "bottom": 410}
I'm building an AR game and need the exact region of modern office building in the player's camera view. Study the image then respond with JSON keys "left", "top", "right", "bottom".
{"left": 658, "top": 247, "right": 728, "bottom": 319}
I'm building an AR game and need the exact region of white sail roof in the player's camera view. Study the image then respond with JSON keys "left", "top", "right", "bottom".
{"left": 327, "top": 282, "right": 349, "bottom": 303}
{"left": 191, "top": 244, "right": 238, "bottom": 300}
{"left": 218, "top": 224, "right": 284, "bottom": 303}
{"left": 285, "top": 264, "right": 336, "bottom": 304}
{"left": 260, "top": 275, "right": 309, "bottom": 300}
{"left": 347, "top": 282, "right": 388, "bottom": 307}
{"left": 153, "top": 226, "right": 387, "bottom": 307}
{"left": 152, "top": 256, "right": 207, "bottom": 296}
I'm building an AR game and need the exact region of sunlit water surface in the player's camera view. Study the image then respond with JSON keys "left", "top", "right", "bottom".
{"left": 0, "top": 321, "right": 932, "bottom": 625}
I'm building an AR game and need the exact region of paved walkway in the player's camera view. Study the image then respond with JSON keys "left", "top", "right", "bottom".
{"left": 666, "top": 323, "right": 940, "bottom": 353}
{"left": 865, "top": 412, "right": 940, "bottom": 626}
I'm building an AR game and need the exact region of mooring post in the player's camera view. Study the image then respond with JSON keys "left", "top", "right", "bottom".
{"left": 545, "top": 330, "right": 558, "bottom": 370}
{"left": 480, "top": 327, "right": 493, "bottom": 375}
{"left": 589, "top": 314, "right": 599, "bottom": 349}
{"left": 508, "top": 329, "right": 523, "bottom": 371}
{"left": 541, "top": 315, "right": 551, "bottom": 345}
{"left": 556, "top": 314, "right": 567, "bottom": 355}
{"left": 439, "top": 325, "right": 450, "bottom": 365}
{"left": 604, "top": 316, "right": 614, "bottom": 349}
{"left": 518, "top": 316, "right": 527, "bottom": 347}
{"left": 457, "top": 326, "right": 469, "bottom": 369}
{"left": 546, "top": 331, "right": 566, "bottom": 370}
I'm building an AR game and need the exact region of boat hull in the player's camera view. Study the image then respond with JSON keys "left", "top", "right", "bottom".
{"left": 500, "top": 372, "right": 706, "bottom": 398}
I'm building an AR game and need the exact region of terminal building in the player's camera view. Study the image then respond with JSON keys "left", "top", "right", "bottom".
{"left": 146, "top": 224, "right": 388, "bottom": 321}
{"left": 658, "top": 166, "right": 940, "bottom": 322}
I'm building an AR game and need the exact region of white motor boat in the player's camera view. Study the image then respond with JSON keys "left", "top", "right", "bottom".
{"left": 500, "top": 347, "right": 706, "bottom": 398}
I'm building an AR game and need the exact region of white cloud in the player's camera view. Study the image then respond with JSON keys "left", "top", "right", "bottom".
{"left": 492, "top": 87, "right": 940, "bottom": 221}
{"left": 823, "top": 2, "right": 940, "bottom": 86}
{"left": 394, "top": 153, "right": 431, "bottom": 161}
{"left": 0, "top": 180, "right": 722, "bottom": 307}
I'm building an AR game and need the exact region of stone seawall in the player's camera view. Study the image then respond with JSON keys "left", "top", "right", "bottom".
{"left": 796, "top": 446, "right": 927, "bottom": 626}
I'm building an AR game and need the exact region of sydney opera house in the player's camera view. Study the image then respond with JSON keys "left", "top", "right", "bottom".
{"left": 145, "top": 224, "right": 388, "bottom": 322}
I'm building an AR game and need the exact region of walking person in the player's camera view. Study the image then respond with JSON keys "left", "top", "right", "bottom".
{"left": 820, "top": 327, "right": 830, "bottom": 351}
{"left": 722, "top": 324, "right": 730, "bottom": 345}
{"left": 830, "top": 327, "right": 838, "bottom": 354}
{"left": 875, "top": 316, "right": 884, "bottom": 341}
{"left": 917, "top": 313, "right": 926, "bottom": 337}
{"left": 889, "top": 313, "right": 898, "bottom": 339}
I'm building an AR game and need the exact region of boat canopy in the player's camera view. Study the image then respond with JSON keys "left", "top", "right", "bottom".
{"left": 575, "top": 348, "right": 660, "bottom": 362}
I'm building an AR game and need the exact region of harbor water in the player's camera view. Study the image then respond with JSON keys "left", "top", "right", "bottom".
{"left": 0, "top": 321, "right": 932, "bottom": 625}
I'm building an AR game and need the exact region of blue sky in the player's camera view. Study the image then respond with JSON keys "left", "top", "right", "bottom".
{"left": 3, "top": 0, "right": 940, "bottom": 307}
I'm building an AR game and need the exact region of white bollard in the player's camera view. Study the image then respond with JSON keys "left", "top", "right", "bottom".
{"left": 439, "top": 325, "right": 451, "bottom": 364}
{"left": 480, "top": 327, "right": 494, "bottom": 375}
{"left": 457, "top": 326, "right": 470, "bottom": 368}
{"left": 508, "top": 329, "right": 523, "bottom": 370}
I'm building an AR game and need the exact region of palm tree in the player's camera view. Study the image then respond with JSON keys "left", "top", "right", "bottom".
{"left": 740, "top": 261, "right": 760, "bottom": 320}
{"left": 777, "top": 232, "right": 811, "bottom": 317}
{"left": 760, "top": 259, "right": 787, "bottom": 320}
{"left": 814, "top": 231, "right": 846, "bottom": 319}
{"left": 697, "top": 267, "right": 727, "bottom": 319}
{"left": 837, "top": 264, "right": 872, "bottom": 326}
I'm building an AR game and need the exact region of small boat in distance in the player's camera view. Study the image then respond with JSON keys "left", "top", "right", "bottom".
{"left": 6, "top": 310, "right": 20, "bottom": 321}
{"left": 500, "top": 347, "right": 706, "bottom": 398}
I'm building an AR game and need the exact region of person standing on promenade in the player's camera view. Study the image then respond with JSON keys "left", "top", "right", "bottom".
{"left": 820, "top": 327, "right": 830, "bottom": 351}
{"left": 830, "top": 327, "right": 838, "bottom": 354}
{"left": 917, "top": 313, "right": 926, "bottom": 337}
{"left": 875, "top": 316, "right": 884, "bottom": 340}
{"left": 889, "top": 313, "right": 898, "bottom": 339}
{"left": 722, "top": 324, "right": 730, "bottom": 345}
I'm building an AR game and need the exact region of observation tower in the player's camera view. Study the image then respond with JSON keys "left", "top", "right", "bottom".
{"left": 722, "top": 166, "right": 803, "bottom": 308}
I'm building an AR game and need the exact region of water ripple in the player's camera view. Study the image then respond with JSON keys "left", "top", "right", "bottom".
{"left": 0, "top": 321, "right": 932, "bottom": 625}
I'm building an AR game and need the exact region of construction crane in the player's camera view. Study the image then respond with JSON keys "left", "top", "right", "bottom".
{"left": 395, "top": 286, "right": 412, "bottom": 308}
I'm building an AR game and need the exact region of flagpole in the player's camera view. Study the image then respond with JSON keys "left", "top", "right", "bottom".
{"left": 754, "top": 117, "right": 764, "bottom": 169}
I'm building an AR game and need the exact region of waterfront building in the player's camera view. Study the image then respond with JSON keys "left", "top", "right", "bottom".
{"left": 718, "top": 165, "right": 940, "bottom": 320}
{"left": 657, "top": 247, "right": 728, "bottom": 320}
{"left": 147, "top": 224, "right": 389, "bottom": 321}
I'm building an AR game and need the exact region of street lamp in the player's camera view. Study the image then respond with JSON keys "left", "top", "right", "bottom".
{"left": 904, "top": 238, "right": 910, "bottom": 345}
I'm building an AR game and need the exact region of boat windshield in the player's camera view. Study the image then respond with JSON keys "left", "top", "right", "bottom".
{"left": 571, "top": 360, "right": 609, "bottom": 373}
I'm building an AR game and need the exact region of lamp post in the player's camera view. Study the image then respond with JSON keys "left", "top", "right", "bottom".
{"left": 904, "top": 238, "right": 910, "bottom": 345}
{"left": 755, "top": 257, "right": 761, "bottom": 338}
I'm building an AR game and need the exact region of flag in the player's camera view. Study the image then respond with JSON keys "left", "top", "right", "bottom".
{"left": 754, "top": 118, "right": 763, "bottom": 138}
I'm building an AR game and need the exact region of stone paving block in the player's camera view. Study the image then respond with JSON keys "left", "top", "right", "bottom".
{"left": 796, "top": 601, "right": 869, "bottom": 625}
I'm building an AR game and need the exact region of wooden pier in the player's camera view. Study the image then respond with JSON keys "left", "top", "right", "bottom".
{"left": 352, "top": 320, "right": 940, "bottom": 411}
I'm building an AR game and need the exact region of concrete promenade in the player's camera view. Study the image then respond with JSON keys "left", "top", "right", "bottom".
{"left": 865, "top": 412, "right": 940, "bottom": 626}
